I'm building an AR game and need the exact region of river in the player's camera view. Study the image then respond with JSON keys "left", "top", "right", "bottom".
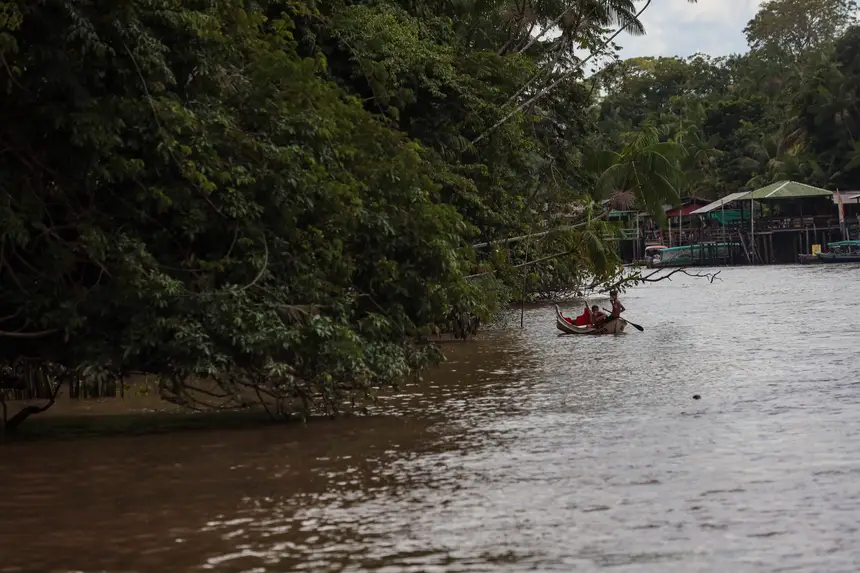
{"left": 2, "top": 265, "right": 860, "bottom": 572}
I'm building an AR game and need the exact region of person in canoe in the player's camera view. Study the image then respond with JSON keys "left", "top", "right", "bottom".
{"left": 590, "top": 305, "right": 606, "bottom": 326}
{"left": 562, "top": 305, "right": 592, "bottom": 326}
{"left": 609, "top": 290, "right": 625, "bottom": 319}
{"left": 591, "top": 291, "right": 624, "bottom": 328}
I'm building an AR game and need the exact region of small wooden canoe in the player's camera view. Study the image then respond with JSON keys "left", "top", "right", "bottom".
{"left": 555, "top": 305, "right": 626, "bottom": 335}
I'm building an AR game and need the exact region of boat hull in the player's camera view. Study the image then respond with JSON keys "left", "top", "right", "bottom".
{"left": 650, "top": 242, "right": 739, "bottom": 268}
{"left": 555, "top": 306, "right": 626, "bottom": 335}
{"left": 798, "top": 254, "right": 823, "bottom": 264}
{"left": 817, "top": 253, "right": 860, "bottom": 263}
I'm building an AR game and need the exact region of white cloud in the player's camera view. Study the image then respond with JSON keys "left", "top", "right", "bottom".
{"left": 614, "top": 0, "right": 767, "bottom": 59}
{"left": 682, "top": 0, "right": 763, "bottom": 23}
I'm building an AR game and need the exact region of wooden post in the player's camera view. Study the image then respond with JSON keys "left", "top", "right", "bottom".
{"left": 635, "top": 214, "right": 640, "bottom": 261}
{"left": 520, "top": 238, "right": 530, "bottom": 329}
{"left": 69, "top": 375, "right": 80, "bottom": 399}
{"left": 769, "top": 233, "right": 774, "bottom": 264}
{"left": 750, "top": 199, "right": 756, "bottom": 264}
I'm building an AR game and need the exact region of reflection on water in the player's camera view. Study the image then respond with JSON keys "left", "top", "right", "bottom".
{"left": 3, "top": 266, "right": 860, "bottom": 572}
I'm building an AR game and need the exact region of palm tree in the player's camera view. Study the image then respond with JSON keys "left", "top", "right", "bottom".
{"left": 514, "top": 0, "right": 646, "bottom": 56}
{"left": 589, "top": 124, "right": 688, "bottom": 224}
{"left": 475, "top": 0, "right": 699, "bottom": 144}
{"left": 743, "top": 132, "right": 828, "bottom": 188}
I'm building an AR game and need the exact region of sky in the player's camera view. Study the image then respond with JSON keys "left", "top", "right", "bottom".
{"left": 612, "top": 0, "right": 766, "bottom": 60}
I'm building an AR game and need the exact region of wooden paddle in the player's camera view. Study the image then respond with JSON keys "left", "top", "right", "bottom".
{"left": 601, "top": 307, "right": 644, "bottom": 332}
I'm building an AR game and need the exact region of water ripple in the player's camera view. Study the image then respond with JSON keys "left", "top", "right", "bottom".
{"left": 3, "top": 266, "right": 860, "bottom": 571}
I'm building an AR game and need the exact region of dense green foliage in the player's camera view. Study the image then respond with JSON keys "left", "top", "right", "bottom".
{"left": 0, "top": 0, "right": 679, "bottom": 420}
{"left": 8, "top": 0, "right": 852, "bottom": 422}
{"left": 595, "top": 0, "right": 860, "bottom": 196}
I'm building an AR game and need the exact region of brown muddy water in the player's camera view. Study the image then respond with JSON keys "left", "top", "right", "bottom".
{"left": 2, "top": 265, "right": 860, "bottom": 572}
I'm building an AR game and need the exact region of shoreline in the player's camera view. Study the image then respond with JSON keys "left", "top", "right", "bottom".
{"left": 2, "top": 407, "right": 286, "bottom": 443}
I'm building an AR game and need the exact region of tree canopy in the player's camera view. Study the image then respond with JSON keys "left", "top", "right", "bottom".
{"left": 595, "top": 0, "right": 860, "bottom": 197}
{"left": 7, "top": 0, "right": 854, "bottom": 424}
{"left": 0, "top": 0, "right": 686, "bottom": 423}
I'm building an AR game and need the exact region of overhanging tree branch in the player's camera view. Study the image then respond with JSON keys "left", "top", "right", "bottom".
{"left": 0, "top": 328, "right": 60, "bottom": 338}
{"left": 592, "top": 267, "right": 722, "bottom": 292}
{"left": 500, "top": 5, "right": 600, "bottom": 110}
{"left": 474, "top": 0, "right": 697, "bottom": 145}
{"left": 473, "top": 1, "right": 653, "bottom": 144}
{"left": 465, "top": 247, "right": 580, "bottom": 279}
{"left": 472, "top": 209, "right": 609, "bottom": 249}
{"left": 517, "top": 7, "right": 582, "bottom": 55}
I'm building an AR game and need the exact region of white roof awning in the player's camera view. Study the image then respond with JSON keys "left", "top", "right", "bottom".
{"left": 689, "top": 192, "right": 751, "bottom": 215}
{"left": 833, "top": 191, "right": 860, "bottom": 204}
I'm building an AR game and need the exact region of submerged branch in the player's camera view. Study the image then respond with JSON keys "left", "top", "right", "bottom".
{"left": 4, "top": 377, "right": 64, "bottom": 432}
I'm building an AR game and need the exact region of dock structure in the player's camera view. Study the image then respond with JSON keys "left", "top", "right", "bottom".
{"left": 610, "top": 181, "right": 860, "bottom": 266}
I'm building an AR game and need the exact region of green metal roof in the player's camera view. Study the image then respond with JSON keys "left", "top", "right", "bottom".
{"left": 739, "top": 181, "right": 833, "bottom": 200}
{"left": 707, "top": 209, "right": 742, "bottom": 224}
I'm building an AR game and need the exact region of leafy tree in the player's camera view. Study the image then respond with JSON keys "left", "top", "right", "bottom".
{"left": 590, "top": 125, "right": 687, "bottom": 225}
{"left": 0, "top": 0, "right": 500, "bottom": 425}
{"left": 744, "top": 0, "right": 858, "bottom": 65}
{"left": 594, "top": 0, "right": 860, "bottom": 199}
{"left": 8, "top": 0, "right": 796, "bottom": 430}
{"left": 312, "top": 0, "right": 645, "bottom": 293}
{"left": 3, "top": 0, "right": 699, "bottom": 429}
{"left": 790, "top": 25, "right": 860, "bottom": 187}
